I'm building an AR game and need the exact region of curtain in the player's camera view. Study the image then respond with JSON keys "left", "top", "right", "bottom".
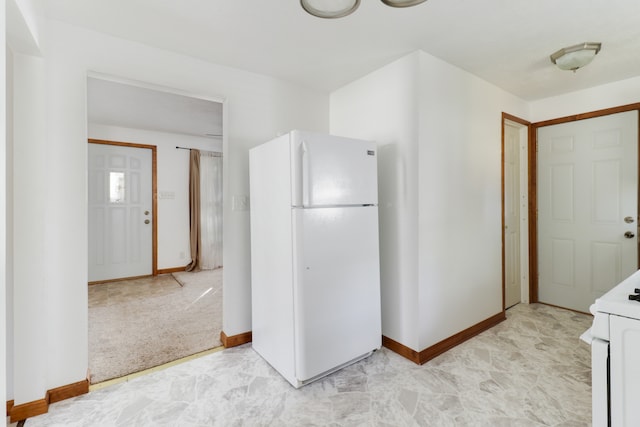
{"left": 186, "top": 149, "right": 201, "bottom": 271}
{"left": 199, "top": 152, "right": 223, "bottom": 270}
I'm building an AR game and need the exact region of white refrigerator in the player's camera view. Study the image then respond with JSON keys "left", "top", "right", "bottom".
{"left": 249, "top": 130, "right": 382, "bottom": 388}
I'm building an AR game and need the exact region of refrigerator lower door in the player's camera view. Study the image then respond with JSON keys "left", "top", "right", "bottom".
{"left": 292, "top": 206, "right": 381, "bottom": 385}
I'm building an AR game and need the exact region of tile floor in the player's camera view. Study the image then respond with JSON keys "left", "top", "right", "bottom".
{"left": 23, "top": 303, "right": 593, "bottom": 426}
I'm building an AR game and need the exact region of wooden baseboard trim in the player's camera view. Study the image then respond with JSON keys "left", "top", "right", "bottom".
{"left": 48, "top": 379, "right": 89, "bottom": 404}
{"left": 383, "top": 311, "right": 507, "bottom": 365}
{"left": 157, "top": 266, "right": 189, "bottom": 274}
{"left": 537, "top": 301, "right": 591, "bottom": 317}
{"left": 418, "top": 311, "right": 506, "bottom": 364}
{"left": 8, "top": 378, "right": 89, "bottom": 422}
{"left": 382, "top": 336, "right": 421, "bottom": 364}
{"left": 220, "top": 330, "right": 252, "bottom": 348}
{"left": 88, "top": 274, "right": 152, "bottom": 285}
{"left": 88, "top": 267, "right": 192, "bottom": 285}
{"left": 9, "top": 394, "right": 49, "bottom": 423}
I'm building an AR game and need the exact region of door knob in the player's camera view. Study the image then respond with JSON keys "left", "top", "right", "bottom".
{"left": 144, "top": 219, "right": 150, "bottom": 225}
{"left": 625, "top": 216, "right": 635, "bottom": 223}
{"left": 624, "top": 231, "right": 635, "bottom": 239}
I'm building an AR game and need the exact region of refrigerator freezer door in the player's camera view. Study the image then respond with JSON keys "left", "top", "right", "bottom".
{"left": 292, "top": 206, "right": 381, "bottom": 383}
{"left": 291, "top": 131, "right": 378, "bottom": 207}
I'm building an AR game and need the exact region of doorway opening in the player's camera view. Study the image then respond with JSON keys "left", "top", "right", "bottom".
{"left": 502, "top": 113, "right": 531, "bottom": 311}
{"left": 86, "top": 75, "right": 225, "bottom": 384}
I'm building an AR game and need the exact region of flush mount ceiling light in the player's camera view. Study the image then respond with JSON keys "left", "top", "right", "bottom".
{"left": 550, "top": 42, "right": 602, "bottom": 72}
{"left": 380, "top": 0, "right": 428, "bottom": 6}
{"left": 300, "top": 0, "right": 361, "bottom": 19}
{"left": 300, "top": 0, "right": 427, "bottom": 19}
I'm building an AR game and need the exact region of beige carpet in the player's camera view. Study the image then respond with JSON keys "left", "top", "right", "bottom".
{"left": 88, "top": 268, "right": 223, "bottom": 384}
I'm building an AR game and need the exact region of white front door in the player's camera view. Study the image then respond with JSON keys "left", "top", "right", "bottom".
{"left": 537, "top": 111, "right": 638, "bottom": 312}
{"left": 88, "top": 143, "right": 153, "bottom": 282}
{"left": 504, "top": 123, "right": 521, "bottom": 308}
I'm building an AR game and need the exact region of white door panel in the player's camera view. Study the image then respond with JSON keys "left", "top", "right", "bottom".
{"left": 504, "top": 123, "right": 521, "bottom": 308}
{"left": 538, "top": 111, "right": 638, "bottom": 312}
{"left": 89, "top": 143, "right": 153, "bottom": 281}
{"left": 292, "top": 206, "right": 381, "bottom": 381}
{"left": 610, "top": 315, "right": 640, "bottom": 426}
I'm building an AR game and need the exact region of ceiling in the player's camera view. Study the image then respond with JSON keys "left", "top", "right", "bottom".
{"left": 87, "top": 77, "right": 223, "bottom": 138}
{"left": 47, "top": 0, "right": 640, "bottom": 101}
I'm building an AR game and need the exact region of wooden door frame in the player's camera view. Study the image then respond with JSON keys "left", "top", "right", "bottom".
{"left": 529, "top": 103, "right": 640, "bottom": 306}
{"left": 501, "top": 113, "right": 532, "bottom": 310}
{"left": 88, "top": 138, "right": 158, "bottom": 279}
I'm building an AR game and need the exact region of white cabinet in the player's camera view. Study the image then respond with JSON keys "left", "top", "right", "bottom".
{"left": 610, "top": 314, "right": 640, "bottom": 426}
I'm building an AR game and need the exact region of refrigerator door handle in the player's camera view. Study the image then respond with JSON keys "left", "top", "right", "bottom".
{"left": 301, "top": 140, "right": 311, "bottom": 207}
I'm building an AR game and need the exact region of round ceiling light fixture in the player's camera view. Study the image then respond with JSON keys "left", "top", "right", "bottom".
{"left": 300, "top": 0, "right": 361, "bottom": 19}
{"left": 550, "top": 42, "right": 602, "bottom": 72}
{"left": 301, "top": 0, "right": 427, "bottom": 18}
{"left": 380, "top": 0, "right": 428, "bottom": 7}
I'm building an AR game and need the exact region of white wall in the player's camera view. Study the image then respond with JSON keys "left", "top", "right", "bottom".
{"left": 5, "top": 42, "right": 14, "bottom": 403}
{"left": 416, "top": 51, "right": 529, "bottom": 348}
{"left": 88, "top": 123, "right": 222, "bottom": 270}
{"left": 10, "top": 0, "right": 41, "bottom": 51}
{"left": 1, "top": 0, "right": 7, "bottom": 409}
{"left": 6, "top": 0, "right": 40, "bottom": 57}
{"left": 530, "top": 75, "right": 640, "bottom": 122}
{"left": 13, "top": 51, "right": 47, "bottom": 404}
{"left": 4, "top": 17, "right": 328, "bottom": 405}
{"left": 331, "top": 50, "right": 530, "bottom": 353}
{"left": 330, "top": 52, "right": 421, "bottom": 350}
{"left": 6, "top": 0, "right": 45, "bottom": 406}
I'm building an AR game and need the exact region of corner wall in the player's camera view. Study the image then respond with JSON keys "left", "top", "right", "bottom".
{"left": 331, "top": 50, "right": 530, "bottom": 355}
{"left": 416, "top": 51, "right": 528, "bottom": 349}
{"left": 6, "top": 0, "right": 47, "bottom": 407}
{"left": 5, "top": 43, "right": 13, "bottom": 403}
{"left": 330, "top": 52, "right": 421, "bottom": 350}
{"left": 12, "top": 51, "right": 47, "bottom": 405}
{"left": 1, "top": 0, "right": 8, "bottom": 409}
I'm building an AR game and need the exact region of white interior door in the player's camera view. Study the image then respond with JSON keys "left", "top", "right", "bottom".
{"left": 537, "top": 111, "right": 638, "bottom": 312}
{"left": 504, "top": 123, "right": 521, "bottom": 308}
{"left": 88, "top": 143, "right": 153, "bottom": 282}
